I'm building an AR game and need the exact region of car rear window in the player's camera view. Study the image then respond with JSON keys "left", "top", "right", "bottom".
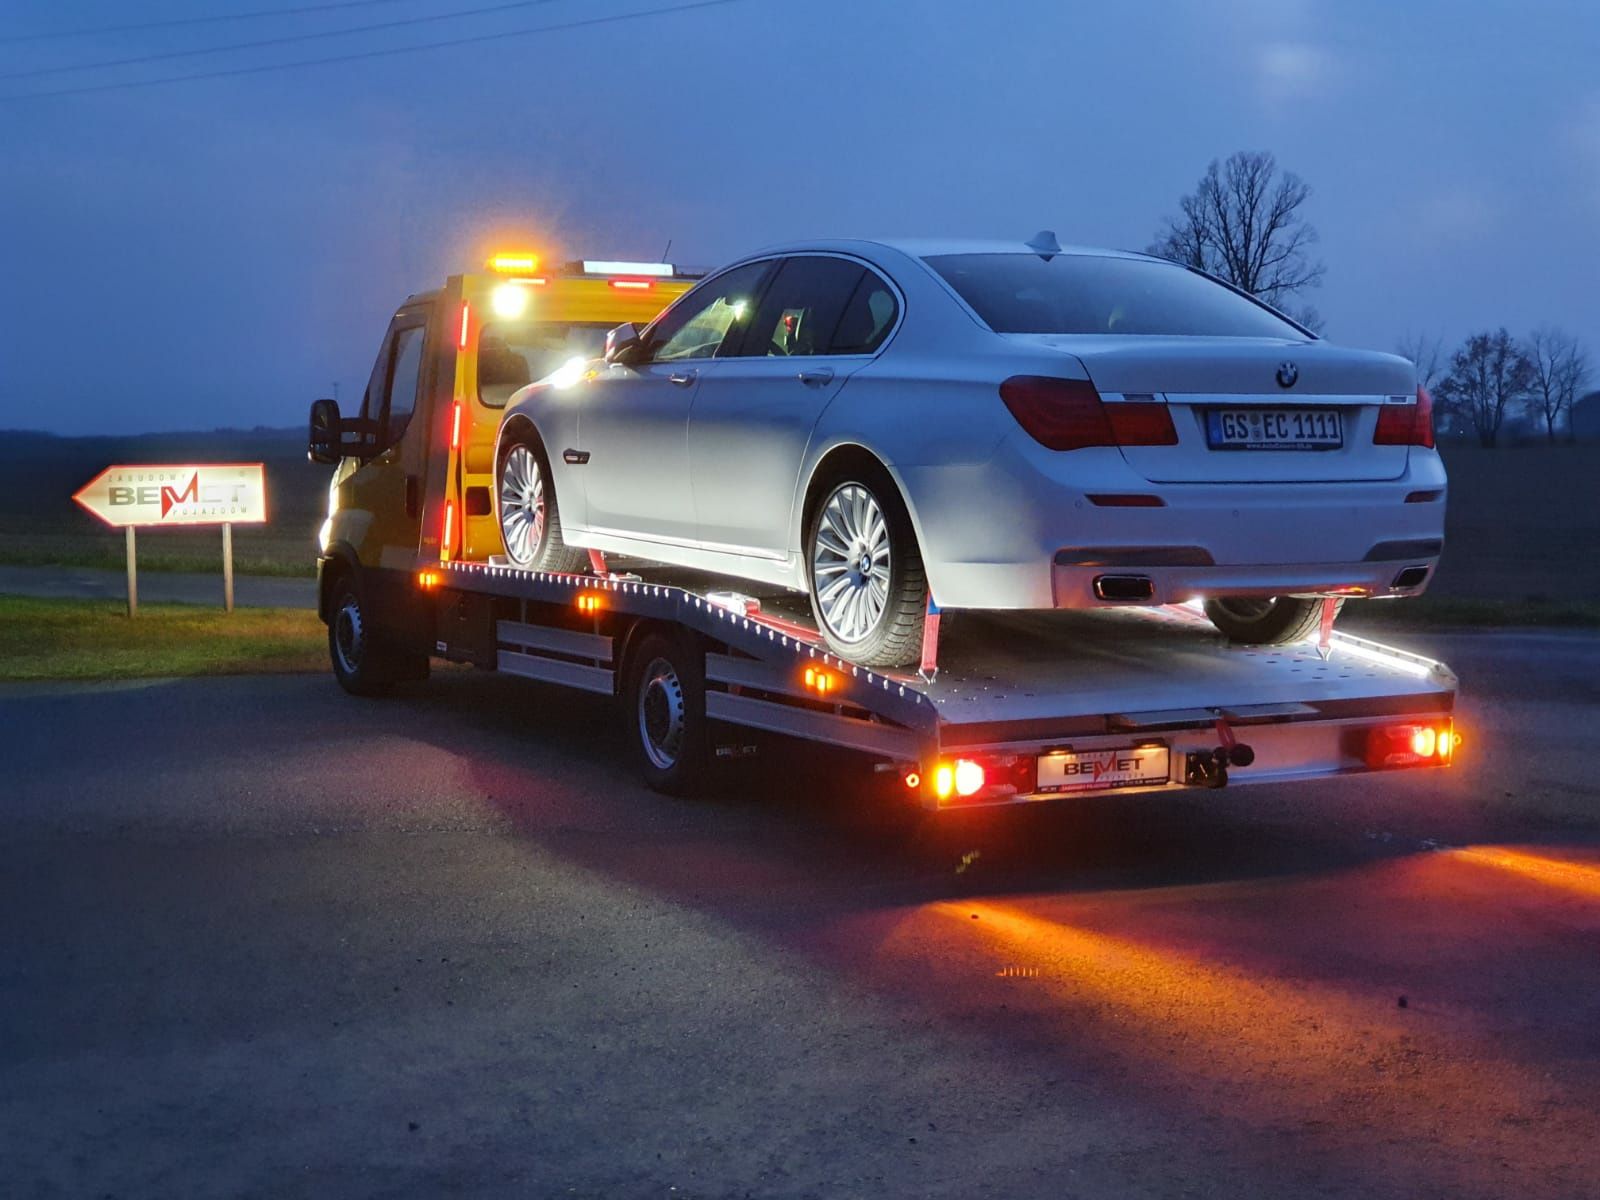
{"left": 923, "top": 252, "right": 1305, "bottom": 338}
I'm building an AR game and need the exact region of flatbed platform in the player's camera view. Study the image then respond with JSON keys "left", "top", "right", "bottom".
{"left": 423, "top": 557, "right": 1457, "bottom": 807}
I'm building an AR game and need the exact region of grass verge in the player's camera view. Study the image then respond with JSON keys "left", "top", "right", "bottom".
{"left": 0, "top": 545, "right": 315, "bottom": 578}
{"left": 0, "top": 595, "right": 326, "bottom": 681}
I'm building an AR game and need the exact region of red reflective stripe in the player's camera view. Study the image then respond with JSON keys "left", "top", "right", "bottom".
{"left": 458, "top": 303, "right": 470, "bottom": 349}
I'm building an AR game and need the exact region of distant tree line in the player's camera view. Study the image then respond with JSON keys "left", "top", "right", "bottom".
{"left": 1397, "top": 327, "right": 1590, "bottom": 446}
{"left": 1151, "top": 151, "right": 1592, "bottom": 445}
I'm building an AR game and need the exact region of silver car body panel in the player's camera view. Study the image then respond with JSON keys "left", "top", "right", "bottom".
{"left": 497, "top": 238, "right": 1447, "bottom": 610}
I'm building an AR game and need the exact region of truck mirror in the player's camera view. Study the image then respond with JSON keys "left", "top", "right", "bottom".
{"left": 308, "top": 398, "right": 343, "bottom": 464}
{"left": 605, "top": 322, "right": 643, "bottom": 365}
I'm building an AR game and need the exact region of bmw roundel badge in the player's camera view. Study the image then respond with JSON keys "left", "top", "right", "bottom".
{"left": 1276, "top": 361, "right": 1299, "bottom": 388}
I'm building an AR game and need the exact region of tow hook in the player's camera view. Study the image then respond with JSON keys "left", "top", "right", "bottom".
{"left": 1185, "top": 742, "right": 1256, "bottom": 789}
{"left": 1187, "top": 718, "right": 1256, "bottom": 788}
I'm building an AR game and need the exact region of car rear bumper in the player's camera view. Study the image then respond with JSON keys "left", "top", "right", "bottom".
{"left": 899, "top": 442, "right": 1448, "bottom": 610}
{"left": 1049, "top": 553, "right": 1438, "bottom": 608}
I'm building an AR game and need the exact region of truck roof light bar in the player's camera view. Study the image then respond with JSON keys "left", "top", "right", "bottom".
{"left": 581, "top": 260, "right": 675, "bottom": 277}
{"left": 486, "top": 252, "right": 540, "bottom": 273}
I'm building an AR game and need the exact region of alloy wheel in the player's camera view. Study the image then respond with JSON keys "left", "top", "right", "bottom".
{"left": 812, "top": 483, "right": 892, "bottom": 644}
{"left": 499, "top": 444, "right": 547, "bottom": 565}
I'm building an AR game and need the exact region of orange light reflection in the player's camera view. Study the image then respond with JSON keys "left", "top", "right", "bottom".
{"left": 1449, "top": 846, "right": 1600, "bottom": 900}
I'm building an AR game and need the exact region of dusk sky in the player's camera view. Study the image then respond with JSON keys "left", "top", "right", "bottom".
{"left": 3, "top": 0, "right": 1597, "bottom": 435}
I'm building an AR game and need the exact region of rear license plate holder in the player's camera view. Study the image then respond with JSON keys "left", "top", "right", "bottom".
{"left": 1206, "top": 408, "right": 1342, "bottom": 450}
{"left": 1035, "top": 744, "right": 1171, "bottom": 795}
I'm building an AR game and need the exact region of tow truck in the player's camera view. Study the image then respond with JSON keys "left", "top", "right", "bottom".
{"left": 307, "top": 251, "right": 1459, "bottom": 804}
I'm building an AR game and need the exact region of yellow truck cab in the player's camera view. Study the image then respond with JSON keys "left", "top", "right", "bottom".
{"left": 308, "top": 254, "right": 700, "bottom": 691}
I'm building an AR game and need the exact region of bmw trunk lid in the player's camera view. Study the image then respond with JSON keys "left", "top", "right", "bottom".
{"left": 1009, "top": 335, "right": 1417, "bottom": 483}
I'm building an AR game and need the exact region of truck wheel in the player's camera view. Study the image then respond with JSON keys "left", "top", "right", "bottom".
{"left": 623, "top": 631, "right": 709, "bottom": 795}
{"left": 497, "top": 435, "right": 589, "bottom": 573}
{"left": 327, "top": 574, "right": 427, "bottom": 695}
{"left": 805, "top": 469, "right": 926, "bottom": 668}
{"left": 1203, "top": 596, "right": 1342, "bottom": 645}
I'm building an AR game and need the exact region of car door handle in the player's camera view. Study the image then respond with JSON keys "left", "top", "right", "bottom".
{"left": 668, "top": 370, "right": 698, "bottom": 387}
{"left": 797, "top": 367, "right": 835, "bottom": 386}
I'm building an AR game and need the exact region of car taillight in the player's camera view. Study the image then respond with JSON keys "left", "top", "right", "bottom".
{"left": 1374, "top": 385, "right": 1436, "bottom": 449}
{"left": 999, "top": 376, "right": 1176, "bottom": 450}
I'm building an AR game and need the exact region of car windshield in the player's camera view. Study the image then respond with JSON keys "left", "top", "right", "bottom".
{"left": 477, "top": 321, "right": 611, "bottom": 406}
{"left": 923, "top": 252, "right": 1305, "bottom": 338}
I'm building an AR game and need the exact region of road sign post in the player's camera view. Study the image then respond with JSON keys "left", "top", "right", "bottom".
{"left": 125, "top": 526, "right": 138, "bottom": 617}
{"left": 222, "top": 522, "right": 234, "bottom": 613}
{"left": 73, "top": 464, "right": 268, "bottom": 616}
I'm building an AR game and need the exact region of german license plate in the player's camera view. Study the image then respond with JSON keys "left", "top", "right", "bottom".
{"left": 1207, "top": 408, "right": 1342, "bottom": 449}
{"left": 1035, "top": 744, "right": 1170, "bottom": 794}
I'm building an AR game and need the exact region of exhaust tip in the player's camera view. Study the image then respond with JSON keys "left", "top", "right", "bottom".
{"left": 1094, "top": 574, "right": 1155, "bottom": 602}
{"left": 1392, "top": 565, "right": 1430, "bottom": 590}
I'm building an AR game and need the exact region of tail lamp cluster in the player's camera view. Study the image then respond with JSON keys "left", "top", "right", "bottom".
{"left": 999, "top": 376, "right": 1177, "bottom": 451}
{"left": 1373, "top": 385, "right": 1436, "bottom": 448}
{"left": 910, "top": 754, "right": 1036, "bottom": 805}
{"left": 1364, "top": 721, "right": 1457, "bottom": 770}
{"left": 1001, "top": 379, "right": 1436, "bottom": 452}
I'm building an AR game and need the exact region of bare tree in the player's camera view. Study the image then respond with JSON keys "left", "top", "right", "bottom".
{"left": 1148, "top": 151, "right": 1326, "bottom": 328}
{"left": 1395, "top": 332, "right": 1447, "bottom": 393}
{"left": 1435, "top": 329, "right": 1535, "bottom": 448}
{"left": 1524, "top": 326, "right": 1591, "bottom": 442}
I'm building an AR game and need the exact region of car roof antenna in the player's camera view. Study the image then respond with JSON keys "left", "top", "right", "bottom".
{"left": 1025, "top": 229, "right": 1061, "bottom": 261}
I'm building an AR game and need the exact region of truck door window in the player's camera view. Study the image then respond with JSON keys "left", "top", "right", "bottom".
{"left": 383, "top": 324, "right": 425, "bottom": 443}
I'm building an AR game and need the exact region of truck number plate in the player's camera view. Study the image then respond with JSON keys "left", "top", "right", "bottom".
{"left": 1207, "top": 408, "right": 1342, "bottom": 449}
{"left": 1036, "top": 744, "right": 1171, "bottom": 794}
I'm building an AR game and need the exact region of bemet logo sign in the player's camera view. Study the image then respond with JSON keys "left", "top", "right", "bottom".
{"left": 73, "top": 464, "right": 268, "bottom": 528}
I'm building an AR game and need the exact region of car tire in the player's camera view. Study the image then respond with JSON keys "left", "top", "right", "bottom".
{"left": 623, "top": 631, "right": 709, "bottom": 796}
{"left": 327, "top": 572, "right": 428, "bottom": 696}
{"left": 497, "top": 432, "right": 589, "bottom": 573}
{"left": 1203, "top": 596, "right": 1343, "bottom": 645}
{"left": 805, "top": 467, "right": 927, "bottom": 669}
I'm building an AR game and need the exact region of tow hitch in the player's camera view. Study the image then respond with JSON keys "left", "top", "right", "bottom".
{"left": 1186, "top": 719, "right": 1256, "bottom": 788}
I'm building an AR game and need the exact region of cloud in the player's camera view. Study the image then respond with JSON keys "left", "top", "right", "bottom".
{"left": 1257, "top": 40, "right": 1339, "bottom": 103}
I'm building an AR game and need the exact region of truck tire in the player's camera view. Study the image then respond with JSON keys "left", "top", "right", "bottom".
{"left": 497, "top": 434, "right": 589, "bottom": 574}
{"left": 805, "top": 466, "right": 926, "bottom": 669}
{"left": 1203, "top": 596, "right": 1343, "bottom": 645}
{"left": 623, "top": 631, "right": 709, "bottom": 795}
{"left": 327, "top": 572, "right": 428, "bottom": 695}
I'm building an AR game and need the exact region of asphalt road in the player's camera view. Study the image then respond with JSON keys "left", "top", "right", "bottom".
{"left": 0, "top": 563, "right": 316, "bottom": 608}
{"left": 3, "top": 631, "right": 1598, "bottom": 1199}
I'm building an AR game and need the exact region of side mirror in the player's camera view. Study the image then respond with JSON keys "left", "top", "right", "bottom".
{"left": 308, "top": 398, "right": 343, "bottom": 464}
{"left": 604, "top": 322, "right": 644, "bottom": 365}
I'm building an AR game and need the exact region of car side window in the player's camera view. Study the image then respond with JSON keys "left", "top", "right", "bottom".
{"left": 382, "top": 324, "right": 426, "bottom": 443}
{"left": 647, "top": 261, "right": 773, "bottom": 362}
{"left": 828, "top": 270, "right": 899, "bottom": 355}
{"left": 734, "top": 256, "right": 868, "bottom": 358}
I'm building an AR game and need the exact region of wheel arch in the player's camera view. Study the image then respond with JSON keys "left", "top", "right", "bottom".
{"left": 317, "top": 542, "right": 362, "bottom": 623}
{"left": 794, "top": 440, "right": 944, "bottom": 606}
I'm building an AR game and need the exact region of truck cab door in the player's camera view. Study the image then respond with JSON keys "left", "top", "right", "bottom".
{"left": 331, "top": 305, "right": 433, "bottom": 578}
